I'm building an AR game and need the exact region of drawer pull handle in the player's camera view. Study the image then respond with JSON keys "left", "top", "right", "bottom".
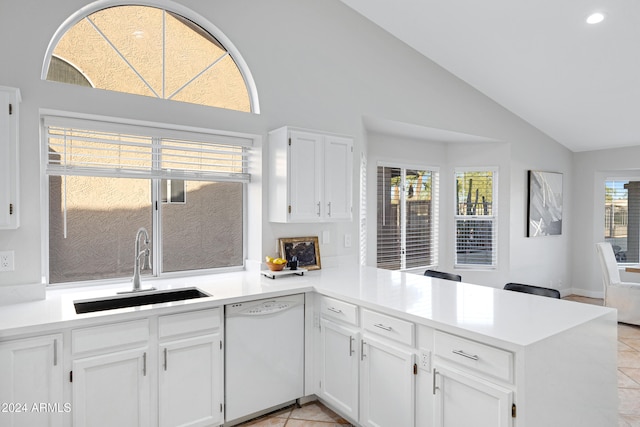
{"left": 143, "top": 352, "right": 147, "bottom": 376}
{"left": 361, "top": 340, "right": 366, "bottom": 360}
{"left": 452, "top": 349, "right": 479, "bottom": 361}
{"left": 432, "top": 368, "right": 440, "bottom": 395}
{"left": 327, "top": 307, "right": 343, "bottom": 314}
{"left": 164, "top": 348, "right": 168, "bottom": 371}
{"left": 374, "top": 323, "right": 393, "bottom": 331}
{"left": 349, "top": 336, "right": 355, "bottom": 356}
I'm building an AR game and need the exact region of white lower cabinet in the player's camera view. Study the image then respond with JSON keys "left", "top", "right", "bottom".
{"left": 71, "top": 308, "right": 223, "bottom": 427}
{"left": 317, "top": 298, "right": 417, "bottom": 427}
{"left": 360, "top": 335, "right": 415, "bottom": 427}
{"left": 0, "top": 333, "right": 64, "bottom": 427}
{"left": 159, "top": 332, "right": 223, "bottom": 426}
{"left": 433, "top": 364, "right": 512, "bottom": 427}
{"left": 319, "top": 319, "right": 359, "bottom": 422}
{"left": 432, "top": 331, "right": 514, "bottom": 427}
{"left": 73, "top": 347, "right": 150, "bottom": 427}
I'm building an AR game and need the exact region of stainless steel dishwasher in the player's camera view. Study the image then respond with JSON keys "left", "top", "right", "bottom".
{"left": 224, "top": 294, "right": 304, "bottom": 423}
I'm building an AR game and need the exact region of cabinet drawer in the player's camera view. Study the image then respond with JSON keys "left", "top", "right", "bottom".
{"left": 361, "top": 309, "right": 414, "bottom": 346}
{"left": 320, "top": 296, "right": 358, "bottom": 325}
{"left": 72, "top": 319, "right": 149, "bottom": 355}
{"left": 159, "top": 308, "right": 221, "bottom": 339}
{"left": 434, "top": 331, "right": 513, "bottom": 383}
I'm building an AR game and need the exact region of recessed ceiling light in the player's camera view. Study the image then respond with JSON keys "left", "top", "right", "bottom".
{"left": 586, "top": 12, "right": 605, "bottom": 24}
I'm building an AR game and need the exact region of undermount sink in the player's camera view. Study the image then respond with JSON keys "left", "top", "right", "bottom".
{"left": 74, "top": 287, "right": 210, "bottom": 314}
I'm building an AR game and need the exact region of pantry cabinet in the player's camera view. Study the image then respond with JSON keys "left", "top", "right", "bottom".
{"left": 268, "top": 126, "right": 353, "bottom": 222}
{"left": 0, "top": 333, "right": 64, "bottom": 427}
{"left": 0, "top": 86, "right": 20, "bottom": 229}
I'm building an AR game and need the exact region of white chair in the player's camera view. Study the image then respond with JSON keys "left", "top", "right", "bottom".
{"left": 595, "top": 242, "right": 640, "bottom": 325}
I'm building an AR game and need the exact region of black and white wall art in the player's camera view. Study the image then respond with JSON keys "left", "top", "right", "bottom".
{"left": 528, "top": 171, "right": 563, "bottom": 237}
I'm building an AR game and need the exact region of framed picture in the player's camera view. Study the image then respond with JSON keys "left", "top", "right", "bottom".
{"left": 528, "top": 171, "right": 563, "bottom": 237}
{"left": 278, "top": 236, "right": 321, "bottom": 270}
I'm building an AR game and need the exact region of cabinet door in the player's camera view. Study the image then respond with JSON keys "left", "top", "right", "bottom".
{"left": 323, "top": 136, "right": 353, "bottom": 220}
{"left": 433, "top": 364, "right": 512, "bottom": 427}
{"left": 0, "top": 87, "right": 19, "bottom": 229}
{"left": 360, "top": 336, "right": 415, "bottom": 427}
{"left": 158, "top": 333, "right": 222, "bottom": 427}
{"left": 289, "top": 130, "right": 323, "bottom": 221}
{"left": 0, "top": 334, "right": 63, "bottom": 427}
{"left": 73, "top": 348, "right": 150, "bottom": 427}
{"left": 319, "top": 319, "right": 359, "bottom": 422}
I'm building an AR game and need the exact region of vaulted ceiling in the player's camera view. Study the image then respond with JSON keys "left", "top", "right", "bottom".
{"left": 342, "top": 0, "right": 640, "bottom": 152}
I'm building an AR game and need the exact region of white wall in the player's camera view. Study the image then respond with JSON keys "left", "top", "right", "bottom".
{"left": 573, "top": 146, "right": 640, "bottom": 297}
{"left": 0, "top": 0, "right": 576, "bottom": 296}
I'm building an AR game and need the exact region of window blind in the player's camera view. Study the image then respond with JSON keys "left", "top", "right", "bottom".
{"left": 44, "top": 115, "right": 252, "bottom": 182}
{"left": 377, "top": 164, "right": 439, "bottom": 271}
{"left": 360, "top": 152, "right": 367, "bottom": 266}
{"left": 454, "top": 169, "right": 497, "bottom": 267}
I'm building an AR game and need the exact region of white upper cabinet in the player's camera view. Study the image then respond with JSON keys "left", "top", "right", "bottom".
{"left": 268, "top": 126, "right": 353, "bottom": 223}
{"left": 0, "top": 86, "right": 20, "bottom": 229}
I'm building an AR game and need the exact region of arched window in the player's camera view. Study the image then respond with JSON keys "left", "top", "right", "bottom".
{"left": 43, "top": 2, "right": 259, "bottom": 113}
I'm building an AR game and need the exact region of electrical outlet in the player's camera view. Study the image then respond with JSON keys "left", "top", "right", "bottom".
{"left": 419, "top": 349, "right": 431, "bottom": 371}
{"left": 0, "top": 251, "right": 15, "bottom": 272}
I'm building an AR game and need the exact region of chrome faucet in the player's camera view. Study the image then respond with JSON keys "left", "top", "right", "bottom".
{"left": 120, "top": 227, "right": 155, "bottom": 293}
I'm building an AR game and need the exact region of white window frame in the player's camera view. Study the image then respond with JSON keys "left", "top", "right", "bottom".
{"left": 376, "top": 161, "right": 440, "bottom": 272}
{"left": 40, "top": 109, "right": 258, "bottom": 287}
{"left": 604, "top": 176, "right": 640, "bottom": 266}
{"left": 453, "top": 167, "right": 498, "bottom": 270}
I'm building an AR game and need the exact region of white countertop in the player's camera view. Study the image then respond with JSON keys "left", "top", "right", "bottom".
{"left": 0, "top": 266, "right": 615, "bottom": 348}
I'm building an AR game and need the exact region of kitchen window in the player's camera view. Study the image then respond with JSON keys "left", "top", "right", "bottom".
{"left": 376, "top": 164, "right": 439, "bottom": 271}
{"left": 43, "top": 114, "right": 253, "bottom": 284}
{"left": 605, "top": 179, "right": 640, "bottom": 264}
{"left": 454, "top": 168, "right": 497, "bottom": 268}
{"left": 43, "top": 4, "right": 258, "bottom": 113}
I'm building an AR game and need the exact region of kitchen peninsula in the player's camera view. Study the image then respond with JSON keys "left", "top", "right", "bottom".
{"left": 0, "top": 266, "right": 617, "bottom": 427}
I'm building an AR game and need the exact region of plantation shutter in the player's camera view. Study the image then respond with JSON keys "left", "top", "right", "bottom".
{"left": 360, "top": 152, "right": 368, "bottom": 266}
{"left": 454, "top": 169, "right": 497, "bottom": 267}
{"left": 44, "top": 115, "right": 252, "bottom": 182}
{"left": 377, "top": 164, "right": 439, "bottom": 271}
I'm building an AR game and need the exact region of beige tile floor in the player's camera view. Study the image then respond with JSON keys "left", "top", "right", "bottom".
{"left": 239, "top": 295, "right": 640, "bottom": 427}
{"left": 237, "top": 402, "right": 352, "bottom": 426}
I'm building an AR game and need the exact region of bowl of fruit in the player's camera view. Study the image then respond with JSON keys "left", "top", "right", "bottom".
{"left": 265, "top": 256, "right": 287, "bottom": 271}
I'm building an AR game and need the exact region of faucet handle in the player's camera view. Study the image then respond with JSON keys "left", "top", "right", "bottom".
{"left": 142, "top": 248, "right": 152, "bottom": 271}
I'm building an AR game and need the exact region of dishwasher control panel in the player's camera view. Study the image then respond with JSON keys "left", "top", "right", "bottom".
{"left": 225, "top": 294, "right": 304, "bottom": 317}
